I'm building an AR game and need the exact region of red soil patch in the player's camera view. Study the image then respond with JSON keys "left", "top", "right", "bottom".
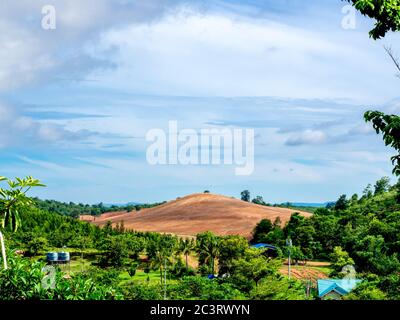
{"left": 279, "top": 266, "right": 329, "bottom": 281}
{"left": 80, "top": 193, "right": 311, "bottom": 239}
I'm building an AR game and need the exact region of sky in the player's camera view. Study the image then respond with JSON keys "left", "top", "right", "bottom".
{"left": 1, "top": 0, "right": 400, "bottom": 204}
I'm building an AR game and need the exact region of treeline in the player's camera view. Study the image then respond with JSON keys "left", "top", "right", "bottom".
{"left": 252, "top": 177, "right": 400, "bottom": 300}
{"left": 33, "top": 198, "right": 166, "bottom": 218}
{"left": 3, "top": 205, "right": 306, "bottom": 300}
{"left": 239, "top": 191, "right": 318, "bottom": 213}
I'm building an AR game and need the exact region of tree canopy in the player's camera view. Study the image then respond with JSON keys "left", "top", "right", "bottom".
{"left": 346, "top": 0, "right": 400, "bottom": 39}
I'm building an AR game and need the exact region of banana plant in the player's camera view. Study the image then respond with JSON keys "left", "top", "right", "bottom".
{"left": 0, "top": 176, "right": 45, "bottom": 270}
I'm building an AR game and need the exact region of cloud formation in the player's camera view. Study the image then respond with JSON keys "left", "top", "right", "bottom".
{"left": 0, "top": 102, "right": 98, "bottom": 148}
{"left": 286, "top": 129, "right": 328, "bottom": 146}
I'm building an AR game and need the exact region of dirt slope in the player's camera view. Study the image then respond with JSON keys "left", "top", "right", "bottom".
{"left": 80, "top": 193, "right": 311, "bottom": 239}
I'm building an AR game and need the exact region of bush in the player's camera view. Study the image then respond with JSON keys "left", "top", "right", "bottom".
{"left": 0, "top": 252, "right": 122, "bottom": 300}
{"left": 167, "top": 276, "right": 245, "bottom": 300}
{"left": 122, "top": 282, "right": 163, "bottom": 300}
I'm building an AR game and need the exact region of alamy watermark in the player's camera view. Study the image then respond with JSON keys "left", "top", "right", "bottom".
{"left": 41, "top": 265, "right": 56, "bottom": 289}
{"left": 341, "top": 5, "right": 356, "bottom": 30}
{"left": 41, "top": 5, "right": 56, "bottom": 30}
{"left": 146, "top": 121, "right": 255, "bottom": 176}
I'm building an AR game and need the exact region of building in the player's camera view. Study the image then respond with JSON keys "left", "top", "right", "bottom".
{"left": 317, "top": 279, "right": 362, "bottom": 300}
{"left": 250, "top": 243, "right": 277, "bottom": 250}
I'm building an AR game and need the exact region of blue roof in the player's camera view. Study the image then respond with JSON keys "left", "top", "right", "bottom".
{"left": 318, "top": 279, "right": 362, "bottom": 298}
{"left": 251, "top": 243, "right": 277, "bottom": 250}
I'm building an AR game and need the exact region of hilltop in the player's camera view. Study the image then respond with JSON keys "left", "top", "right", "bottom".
{"left": 80, "top": 193, "right": 311, "bottom": 239}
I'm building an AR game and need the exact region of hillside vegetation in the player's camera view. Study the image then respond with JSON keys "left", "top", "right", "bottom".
{"left": 251, "top": 178, "right": 400, "bottom": 300}
{"left": 81, "top": 193, "right": 311, "bottom": 239}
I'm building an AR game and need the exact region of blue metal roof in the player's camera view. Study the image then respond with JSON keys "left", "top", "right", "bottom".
{"left": 318, "top": 279, "right": 362, "bottom": 298}
{"left": 251, "top": 243, "right": 277, "bottom": 250}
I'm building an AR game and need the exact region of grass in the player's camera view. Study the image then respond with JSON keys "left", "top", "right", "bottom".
{"left": 69, "top": 256, "right": 93, "bottom": 273}
{"left": 119, "top": 270, "right": 163, "bottom": 285}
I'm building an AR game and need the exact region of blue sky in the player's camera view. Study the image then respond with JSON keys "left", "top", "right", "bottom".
{"left": 1, "top": 0, "right": 400, "bottom": 204}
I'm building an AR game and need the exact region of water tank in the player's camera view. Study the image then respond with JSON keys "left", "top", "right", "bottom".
{"left": 58, "top": 252, "right": 70, "bottom": 262}
{"left": 46, "top": 252, "right": 58, "bottom": 262}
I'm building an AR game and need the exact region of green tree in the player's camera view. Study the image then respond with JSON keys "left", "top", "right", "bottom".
{"left": 229, "top": 249, "right": 280, "bottom": 292}
{"left": 196, "top": 232, "right": 220, "bottom": 275}
{"left": 99, "top": 235, "right": 130, "bottom": 267}
{"left": 250, "top": 275, "right": 306, "bottom": 300}
{"left": 252, "top": 219, "right": 273, "bottom": 243}
{"left": 346, "top": 2, "right": 400, "bottom": 176}
{"left": 218, "top": 235, "right": 248, "bottom": 276}
{"left": 346, "top": 0, "right": 400, "bottom": 39}
{"left": 330, "top": 246, "right": 355, "bottom": 274}
{"left": 334, "top": 195, "right": 349, "bottom": 211}
{"left": 26, "top": 237, "right": 48, "bottom": 256}
{"left": 374, "top": 177, "right": 391, "bottom": 195}
{"left": 179, "top": 238, "right": 195, "bottom": 270}
{"left": 0, "top": 176, "right": 45, "bottom": 270}
{"left": 252, "top": 196, "right": 266, "bottom": 205}
{"left": 363, "top": 183, "right": 373, "bottom": 199}
{"left": 240, "top": 190, "right": 251, "bottom": 202}
{"left": 365, "top": 111, "right": 400, "bottom": 176}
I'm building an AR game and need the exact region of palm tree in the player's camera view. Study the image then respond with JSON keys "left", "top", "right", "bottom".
{"left": 0, "top": 176, "right": 45, "bottom": 270}
{"left": 197, "top": 232, "right": 220, "bottom": 275}
{"left": 180, "top": 238, "right": 195, "bottom": 269}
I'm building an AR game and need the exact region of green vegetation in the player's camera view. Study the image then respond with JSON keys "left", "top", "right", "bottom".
{"left": 0, "top": 180, "right": 305, "bottom": 300}
{"left": 251, "top": 178, "right": 400, "bottom": 300}
{"left": 346, "top": 0, "right": 400, "bottom": 39}
{"left": 34, "top": 198, "right": 166, "bottom": 218}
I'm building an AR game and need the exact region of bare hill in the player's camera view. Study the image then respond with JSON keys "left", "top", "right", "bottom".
{"left": 80, "top": 193, "right": 312, "bottom": 239}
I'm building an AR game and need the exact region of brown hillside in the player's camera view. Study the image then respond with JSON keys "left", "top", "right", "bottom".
{"left": 80, "top": 193, "right": 312, "bottom": 239}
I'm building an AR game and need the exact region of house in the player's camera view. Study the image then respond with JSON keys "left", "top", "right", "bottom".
{"left": 317, "top": 279, "right": 362, "bottom": 300}
{"left": 250, "top": 243, "right": 277, "bottom": 250}
{"left": 251, "top": 243, "right": 278, "bottom": 257}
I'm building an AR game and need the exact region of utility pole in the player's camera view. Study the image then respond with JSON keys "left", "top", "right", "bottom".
{"left": 163, "top": 257, "right": 167, "bottom": 300}
{"left": 286, "top": 238, "right": 292, "bottom": 281}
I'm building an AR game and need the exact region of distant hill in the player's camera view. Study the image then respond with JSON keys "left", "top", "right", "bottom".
{"left": 81, "top": 193, "right": 311, "bottom": 239}
{"left": 290, "top": 202, "right": 330, "bottom": 208}
{"left": 103, "top": 202, "right": 141, "bottom": 208}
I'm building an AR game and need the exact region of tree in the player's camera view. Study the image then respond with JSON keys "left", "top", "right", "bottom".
{"left": 128, "top": 263, "right": 138, "bottom": 277}
{"left": 330, "top": 246, "right": 355, "bottom": 274}
{"left": 196, "top": 232, "right": 220, "bottom": 275}
{"left": 0, "top": 176, "right": 45, "bottom": 270}
{"left": 218, "top": 236, "right": 248, "bottom": 276}
{"left": 229, "top": 249, "right": 280, "bottom": 292}
{"left": 99, "top": 235, "right": 130, "bottom": 267}
{"left": 147, "top": 234, "right": 177, "bottom": 284}
{"left": 252, "top": 196, "right": 266, "bottom": 205}
{"left": 345, "top": 2, "right": 400, "bottom": 176}
{"left": 346, "top": 0, "right": 400, "bottom": 39}
{"left": 26, "top": 237, "right": 48, "bottom": 256}
{"left": 334, "top": 195, "right": 349, "bottom": 211}
{"left": 240, "top": 190, "right": 250, "bottom": 202}
{"left": 252, "top": 219, "right": 273, "bottom": 243}
{"left": 374, "top": 177, "right": 391, "bottom": 195}
{"left": 365, "top": 112, "right": 400, "bottom": 176}
{"left": 363, "top": 184, "right": 373, "bottom": 199}
{"left": 179, "top": 238, "right": 195, "bottom": 270}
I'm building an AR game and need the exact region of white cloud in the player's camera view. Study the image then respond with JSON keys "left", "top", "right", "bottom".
{"left": 86, "top": 8, "right": 400, "bottom": 102}
{"left": 0, "top": 102, "right": 97, "bottom": 148}
{"left": 285, "top": 129, "right": 328, "bottom": 146}
{"left": 0, "top": 0, "right": 178, "bottom": 91}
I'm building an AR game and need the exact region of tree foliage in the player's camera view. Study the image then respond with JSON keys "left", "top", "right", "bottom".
{"left": 365, "top": 111, "right": 400, "bottom": 176}
{"left": 346, "top": 0, "right": 400, "bottom": 39}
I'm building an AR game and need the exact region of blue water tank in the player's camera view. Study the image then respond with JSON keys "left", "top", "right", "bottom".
{"left": 58, "top": 252, "right": 70, "bottom": 262}
{"left": 46, "top": 252, "right": 58, "bottom": 262}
